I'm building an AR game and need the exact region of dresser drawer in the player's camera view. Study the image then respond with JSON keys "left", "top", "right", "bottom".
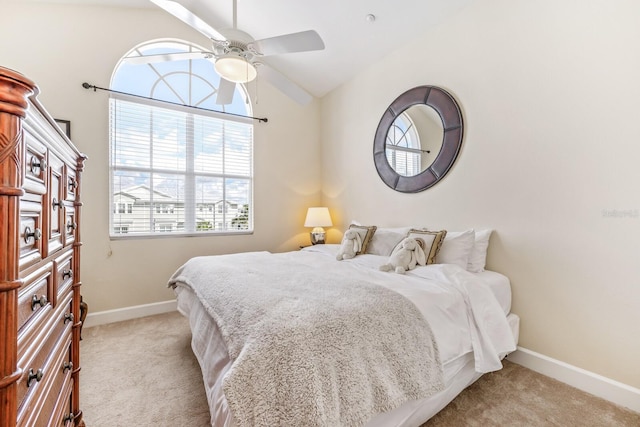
{"left": 54, "top": 250, "right": 74, "bottom": 301}
{"left": 65, "top": 166, "right": 78, "bottom": 202}
{"left": 47, "top": 152, "right": 65, "bottom": 255}
{"left": 23, "top": 340, "right": 73, "bottom": 427}
{"left": 17, "top": 291, "right": 73, "bottom": 415}
{"left": 64, "top": 206, "right": 76, "bottom": 247}
{"left": 50, "top": 381, "right": 74, "bottom": 427}
{"left": 19, "top": 200, "right": 44, "bottom": 270}
{"left": 23, "top": 137, "right": 48, "bottom": 195}
{"left": 17, "top": 263, "right": 53, "bottom": 333}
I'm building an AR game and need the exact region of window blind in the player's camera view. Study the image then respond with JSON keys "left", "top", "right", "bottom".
{"left": 386, "top": 146, "right": 421, "bottom": 177}
{"left": 109, "top": 93, "right": 253, "bottom": 237}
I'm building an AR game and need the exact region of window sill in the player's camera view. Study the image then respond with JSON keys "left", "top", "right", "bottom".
{"left": 109, "top": 230, "right": 254, "bottom": 241}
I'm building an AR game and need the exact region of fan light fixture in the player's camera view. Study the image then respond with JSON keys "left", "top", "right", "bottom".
{"left": 215, "top": 54, "right": 257, "bottom": 83}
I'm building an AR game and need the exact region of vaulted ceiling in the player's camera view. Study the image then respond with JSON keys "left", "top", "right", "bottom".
{"left": 27, "top": 0, "right": 472, "bottom": 99}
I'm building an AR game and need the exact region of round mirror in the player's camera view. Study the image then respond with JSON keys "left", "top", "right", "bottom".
{"left": 374, "top": 86, "right": 463, "bottom": 193}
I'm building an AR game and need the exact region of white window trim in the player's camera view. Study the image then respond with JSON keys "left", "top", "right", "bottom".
{"left": 108, "top": 95, "right": 254, "bottom": 239}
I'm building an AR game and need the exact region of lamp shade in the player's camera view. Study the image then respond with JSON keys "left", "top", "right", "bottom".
{"left": 215, "top": 55, "right": 257, "bottom": 83}
{"left": 304, "top": 207, "right": 332, "bottom": 227}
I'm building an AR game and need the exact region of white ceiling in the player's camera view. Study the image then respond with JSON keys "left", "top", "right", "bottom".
{"left": 27, "top": 0, "right": 472, "bottom": 99}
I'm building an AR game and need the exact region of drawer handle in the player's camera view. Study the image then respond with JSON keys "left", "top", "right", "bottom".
{"left": 62, "top": 361, "right": 73, "bottom": 373}
{"left": 52, "top": 197, "right": 64, "bottom": 210}
{"left": 62, "top": 413, "right": 74, "bottom": 424}
{"left": 29, "top": 156, "right": 47, "bottom": 174}
{"left": 24, "top": 226, "right": 42, "bottom": 243}
{"left": 63, "top": 269, "right": 73, "bottom": 280}
{"left": 68, "top": 177, "right": 77, "bottom": 190}
{"left": 64, "top": 312, "right": 74, "bottom": 324}
{"left": 66, "top": 221, "right": 77, "bottom": 232}
{"left": 31, "top": 294, "right": 48, "bottom": 310}
{"left": 27, "top": 368, "right": 44, "bottom": 387}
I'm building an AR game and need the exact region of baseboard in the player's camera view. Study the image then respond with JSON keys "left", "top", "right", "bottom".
{"left": 83, "top": 300, "right": 177, "bottom": 329}
{"left": 508, "top": 346, "right": 640, "bottom": 413}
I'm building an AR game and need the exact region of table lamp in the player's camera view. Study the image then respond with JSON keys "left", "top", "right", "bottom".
{"left": 304, "top": 207, "right": 332, "bottom": 244}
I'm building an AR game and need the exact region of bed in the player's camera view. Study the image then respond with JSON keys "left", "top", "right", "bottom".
{"left": 168, "top": 234, "right": 519, "bottom": 427}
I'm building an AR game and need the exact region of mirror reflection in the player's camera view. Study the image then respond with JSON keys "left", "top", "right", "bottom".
{"left": 385, "top": 105, "right": 443, "bottom": 177}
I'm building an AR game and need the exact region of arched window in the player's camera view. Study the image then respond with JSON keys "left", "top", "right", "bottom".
{"left": 385, "top": 113, "right": 421, "bottom": 177}
{"left": 109, "top": 39, "right": 253, "bottom": 237}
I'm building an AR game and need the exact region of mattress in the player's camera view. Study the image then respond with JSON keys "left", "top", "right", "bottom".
{"left": 172, "top": 247, "right": 518, "bottom": 426}
{"left": 475, "top": 270, "right": 512, "bottom": 315}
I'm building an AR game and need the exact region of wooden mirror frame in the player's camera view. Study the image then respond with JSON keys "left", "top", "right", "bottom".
{"left": 373, "top": 86, "right": 464, "bottom": 193}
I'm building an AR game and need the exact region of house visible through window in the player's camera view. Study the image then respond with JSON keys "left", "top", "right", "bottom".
{"left": 109, "top": 39, "right": 253, "bottom": 237}
{"left": 114, "top": 225, "right": 129, "bottom": 234}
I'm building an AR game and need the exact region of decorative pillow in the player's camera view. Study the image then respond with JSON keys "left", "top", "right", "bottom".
{"left": 436, "top": 229, "right": 475, "bottom": 269}
{"left": 347, "top": 224, "right": 377, "bottom": 255}
{"left": 366, "top": 227, "right": 412, "bottom": 256}
{"left": 467, "top": 229, "right": 493, "bottom": 272}
{"left": 393, "top": 229, "right": 447, "bottom": 265}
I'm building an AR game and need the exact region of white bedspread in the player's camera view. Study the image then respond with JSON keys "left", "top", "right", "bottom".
{"left": 170, "top": 245, "right": 516, "bottom": 426}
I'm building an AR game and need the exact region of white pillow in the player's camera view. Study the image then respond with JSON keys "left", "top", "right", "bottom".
{"left": 435, "top": 229, "right": 475, "bottom": 269}
{"left": 366, "top": 227, "right": 412, "bottom": 256}
{"left": 467, "top": 229, "right": 493, "bottom": 272}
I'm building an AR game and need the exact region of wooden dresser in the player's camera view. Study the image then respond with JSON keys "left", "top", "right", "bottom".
{"left": 0, "top": 67, "right": 86, "bottom": 426}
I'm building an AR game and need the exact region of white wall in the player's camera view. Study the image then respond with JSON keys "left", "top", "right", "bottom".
{"left": 0, "top": 1, "right": 322, "bottom": 312}
{"left": 321, "top": 0, "right": 640, "bottom": 389}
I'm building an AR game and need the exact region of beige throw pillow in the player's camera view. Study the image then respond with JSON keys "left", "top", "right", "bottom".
{"left": 394, "top": 229, "right": 447, "bottom": 265}
{"left": 348, "top": 224, "right": 377, "bottom": 255}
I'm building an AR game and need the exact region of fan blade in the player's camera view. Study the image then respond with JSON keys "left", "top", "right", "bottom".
{"left": 216, "top": 78, "right": 236, "bottom": 105}
{"left": 250, "top": 30, "right": 325, "bottom": 56}
{"left": 124, "top": 51, "right": 210, "bottom": 65}
{"left": 150, "top": 0, "right": 227, "bottom": 41}
{"left": 259, "top": 64, "right": 313, "bottom": 105}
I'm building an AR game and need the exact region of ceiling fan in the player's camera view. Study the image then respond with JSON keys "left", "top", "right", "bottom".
{"left": 124, "top": 0, "right": 325, "bottom": 105}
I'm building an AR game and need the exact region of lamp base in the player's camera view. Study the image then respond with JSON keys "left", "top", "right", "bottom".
{"left": 310, "top": 227, "right": 326, "bottom": 245}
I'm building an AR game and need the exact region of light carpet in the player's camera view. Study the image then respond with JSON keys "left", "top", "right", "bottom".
{"left": 80, "top": 311, "right": 640, "bottom": 427}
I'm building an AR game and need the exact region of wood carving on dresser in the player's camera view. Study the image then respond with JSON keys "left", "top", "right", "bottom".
{"left": 0, "top": 66, "right": 86, "bottom": 427}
